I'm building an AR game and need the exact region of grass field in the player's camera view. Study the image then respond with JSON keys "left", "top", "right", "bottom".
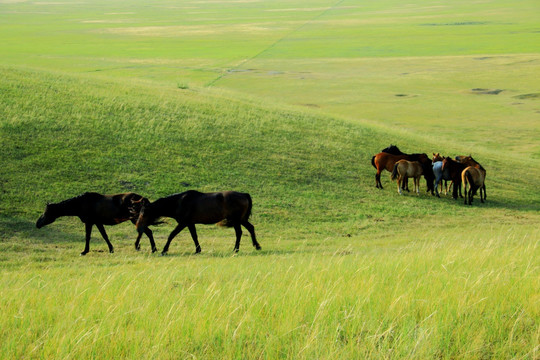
{"left": 1, "top": 0, "right": 539, "bottom": 358}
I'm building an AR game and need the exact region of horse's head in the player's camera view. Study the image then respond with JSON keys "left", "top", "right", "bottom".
{"left": 461, "top": 156, "right": 485, "bottom": 171}
{"left": 441, "top": 157, "right": 451, "bottom": 172}
{"left": 36, "top": 203, "right": 57, "bottom": 228}
{"left": 135, "top": 199, "right": 160, "bottom": 234}
{"left": 129, "top": 196, "right": 149, "bottom": 219}
{"left": 432, "top": 153, "right": 444, "bottom": 163}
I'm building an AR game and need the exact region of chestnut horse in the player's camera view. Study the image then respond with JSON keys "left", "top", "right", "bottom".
{"left": 391, "top": 160, "right": 424, "bottom": 195}
{"left": 36, "top": 192, "right": 156, "bottom": 255}
{"left": 462, "top": 166, "right": 486, "bottom": 205}
{"left": 372, "top": 146, "right": 434, "bottom": 193}
{"left": 135, "top": 190, "right": 261, "bottom": 255}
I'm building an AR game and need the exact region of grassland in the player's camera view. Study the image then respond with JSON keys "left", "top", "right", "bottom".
{"left": 1, "top": 0, "right": 539, "bottom": 359}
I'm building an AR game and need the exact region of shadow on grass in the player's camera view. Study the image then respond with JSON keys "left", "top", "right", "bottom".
{"left": 146, "top": 247, "right": 301, "bottom": 259}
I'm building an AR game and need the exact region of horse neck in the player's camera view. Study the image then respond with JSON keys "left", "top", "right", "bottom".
{"left": 50, "top": 197, "right": 83, "bottom": 218}
{"left": 151, "top": 195, "right": 180, "bottom": 218}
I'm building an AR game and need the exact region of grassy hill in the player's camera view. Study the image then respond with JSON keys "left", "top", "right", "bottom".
{"left": 1, "top": 0, "right": 539, "bottom": 358}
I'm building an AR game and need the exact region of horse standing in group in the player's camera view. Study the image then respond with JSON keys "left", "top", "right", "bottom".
{"left": 391, "top": 160, "right": 424, "bottom": 195}
{"left": 432, "top": 153, "right": 457, "bottom": 198}
{"left": 371, "top": 145, "right": 435, "bottom": 194}
{"left": 462, "top": 166, "right": 486, "bottom": 205}
{"left": 135, "top": 190, "right": 261, "bottom": 255}
{"left": 441, "top": 157, "right": 470, "bottom": 200}
{"left": 36, "top": 192, "right": 157, "bottom": 255}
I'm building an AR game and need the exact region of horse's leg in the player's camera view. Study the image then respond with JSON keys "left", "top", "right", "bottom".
{"left": 96, "top": 224, "right": 114, "bottom": 253}
{"left": 242, "top": 221, "right": 261, "bottom": 250}
{"left": 397, "top": 177, "right": 402, "bottom": 195}
{"left": 415, "top": 176, "right": 420, "bottom": 195}
{"left": 134, "top": 232, "right": 142, "bottom": 251}
{"left": 145, "top": 228, "right": 157, "bottom": 253}
{"left": 233, "top": 223, "right": 242, "bottom": 253}
{"left": 434, "top": 175, "right": 441, "bottom": 198}
{"left": 376, "top": 169, "right": 383, "bottom": 189}
{"left": 187, "top": 224, "right": 201, "bottom": 254}
{"left": 81, "top": 222, "right": 93, "bottom": 256}
{"left": 162, "top": 223, "right": 186, "bottom": 255}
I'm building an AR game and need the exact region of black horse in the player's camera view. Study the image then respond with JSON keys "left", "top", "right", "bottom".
{"left": 441, "top": 157, "right": 468, "bottom": 199}
{"left": 135, "top": 190, "right": 261, "bottom": 255}
{"left": 36, "top": 192, "right": 157, "bottom": 255}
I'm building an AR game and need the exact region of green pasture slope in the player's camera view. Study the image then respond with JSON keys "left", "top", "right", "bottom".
{"left": 1, "top": 0, "right": 539, "bottom": 358}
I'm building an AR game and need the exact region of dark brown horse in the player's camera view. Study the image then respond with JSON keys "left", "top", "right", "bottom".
{"left": 135, "top": 190, "right": 261, "bottom": 255}
{"left": 36, "top": 192, "right": 157, "bottom": 255}
{"left": 371, "top": 147, "right": 434, "bottom": 193}
{"left": 462, "top": 166, "right": 486, "bottom": 205}
{"left": 441, "top": 157, "right": 468, "bottom": 199}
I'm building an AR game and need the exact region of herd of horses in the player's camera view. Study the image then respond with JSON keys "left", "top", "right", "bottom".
{"left": 372, "top": 145, "right": 487, "bottom": 203}
{"left": 35, "top": 145, "right": 486, "bottom": 256}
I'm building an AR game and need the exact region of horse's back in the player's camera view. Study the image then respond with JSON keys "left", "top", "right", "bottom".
{"left": 463, "top": 166, "right": 485, "bottom": 186}
{"left": 396, "top": 159, "right": 422, "bottom": 177}
{"left": 374, "top": 152, "right": 407, "bottom": 172}
{"left": 181, "top": 191, "right": 252, "bottom": 224}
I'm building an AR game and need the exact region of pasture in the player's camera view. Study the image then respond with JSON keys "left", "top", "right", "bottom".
{"left": 1, "top": 0, "right": 539, "bottom": 358}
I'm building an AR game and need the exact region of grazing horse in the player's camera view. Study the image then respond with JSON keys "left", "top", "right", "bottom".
{"left": 391, "top": 160, "right": 424, "bottom": 195}
{"left": 462, "top": 166, "right": 486, "bottom": 205}
{"left": 372, "top": 149, "right": 434, "bottom": 193}
{"left": 36, "top": 192, "right": 157, "bottom": 255}
{"left": 135, "top": 190, "right": 261, "bottom": 255}
{"left": 441, "top": 157, "right": 468, "bottom": 199}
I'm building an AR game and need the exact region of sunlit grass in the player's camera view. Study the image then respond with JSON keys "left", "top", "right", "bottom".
{"left": 1, "top": 0, "right": 539, "bottom": 358}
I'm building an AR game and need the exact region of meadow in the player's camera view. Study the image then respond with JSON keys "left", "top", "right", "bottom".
{"left": 1, "top": 0, "right": 539, "bottom": 358}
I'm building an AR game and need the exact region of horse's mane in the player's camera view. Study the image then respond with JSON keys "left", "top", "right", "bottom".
{"left": 381, "top": 144, "right": 405, "bottom": 155}
{"left": 51, "top": 192, "right": 99, "bottom": 207}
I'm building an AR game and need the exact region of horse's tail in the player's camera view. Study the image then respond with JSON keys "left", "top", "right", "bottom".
{"left": 391, "top": 163, "right": 399, "bottom": 181}
{"left": 371, "top": 156, "right": 376, "bottom": 169}
{"left": 243, "top": 193, "right": 253, "bottom": 222}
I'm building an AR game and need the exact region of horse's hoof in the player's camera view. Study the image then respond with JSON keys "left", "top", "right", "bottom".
{"left": 255, "top": 245, "right": 262, "bottom": 250}
{"left": 80, "top": 252, "right": 88, "bottom": 256}
{"left": 151, "top": 248, "right": 157, "bottom": 253}
{"left": 161, "top": 252, "right": 168, "bottom": 256}
{"left": 109, "top": 250, "right": 114, "bottom": 254}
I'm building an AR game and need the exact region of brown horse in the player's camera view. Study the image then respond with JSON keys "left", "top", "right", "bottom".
{"left": 372, "top": 148, "right": 434, "bottom": 193}
{"left": 36, "top": 192, "right": 156, "bottom": 255}
{"left": 441, "top": 157, "right": 468, "bottom": 199}
{"left": 391, "top": 160, "right": 424, "bottom": 195}
{"left": 462, "top": 166, "right": 486, "bottom": 205}
{"left": 135, "top": 190, "right": 261, "bottom": 255}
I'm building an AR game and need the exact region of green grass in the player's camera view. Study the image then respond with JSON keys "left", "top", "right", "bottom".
{"left": 1, "top": 0, "right": 539, "bottom": 358}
